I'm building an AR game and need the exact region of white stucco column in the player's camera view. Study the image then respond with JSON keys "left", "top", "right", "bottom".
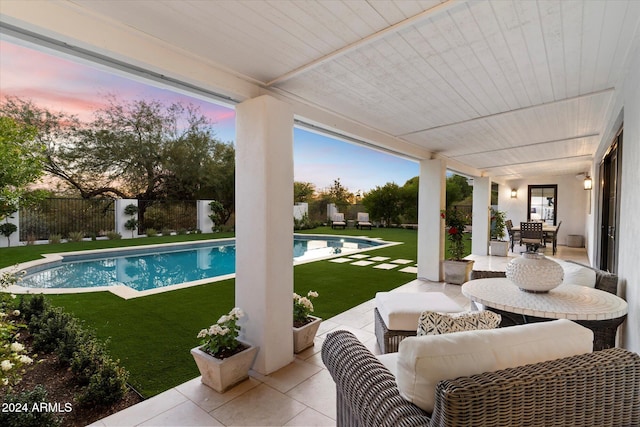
{"left": 472, "top": 177, "right": 491, "bottom": 255}
{"left": 417, "top": 159, "right": 446, "bottom": 281}
{"left": 235, "top": 95, "right": 294, "bottom": 374}
{"left": 196, "top": 200, "right": 214, "bottom": 233}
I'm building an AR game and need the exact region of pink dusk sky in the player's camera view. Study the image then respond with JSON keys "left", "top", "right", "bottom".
{"left": 0, "top": 36, "right": 419, "bottom": 193}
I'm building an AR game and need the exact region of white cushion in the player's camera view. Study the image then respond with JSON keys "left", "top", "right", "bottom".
{"left": 553, "top": 259, "right": 596, "bottom": 287}
{"left": 417, "top": 310, "right": 501, "bottom": 336}
{"left": 396, "top": 319, "right": 593, "bottom": 413}
{"left": 376, "top": 292, "right": 463, "bottom": 331}
{"left": 376, "top": 353, "right": 398, "bottom": 376}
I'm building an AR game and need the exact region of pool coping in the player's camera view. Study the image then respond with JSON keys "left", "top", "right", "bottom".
{"left": 3, "top": 234, "right": 401, "bottom": 299}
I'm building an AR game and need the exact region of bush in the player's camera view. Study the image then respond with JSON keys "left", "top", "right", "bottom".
{"left": 105, "top": 231, "right": 122, "bottom": 240}
{"left": 23, "top": 298, "right": 130, "bottom": 407}
{"left": 30, "top": 307, "right": 75, "bottom": 354}
{"left": 48, "top": 234, "right": 62, "bottom": 244}
{"left": 145, "top": 228, "right": 157, "bottom": 237}
{"left": 177, "top": 228, "right": 188, "bottom": 235}
{"left": 0, "top": 385, "right": 62, "bottom": 427}
{"left": 18, "top": 294, "right": 48, "bottom": 324}
{"left": 67, "top": 231, "right": 84, "bottom": 242}
{"left": 77, "top": 356, "right": 129, "bottom": 406}
{"left": 160, "top": 228, "right": 171, "bottom": 236}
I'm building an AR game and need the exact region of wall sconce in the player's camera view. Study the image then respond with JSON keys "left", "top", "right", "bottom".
{"left": 510, "top": 189, "right": 517, "bottom": 198}
{"left": 583, "top": 176, "right": 593, "bottom": 190}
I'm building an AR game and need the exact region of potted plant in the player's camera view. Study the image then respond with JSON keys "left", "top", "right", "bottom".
{"left": 293, "top": 290, "right": 321, "bottom": 353}
{"left": 123, "top": 204, "right": 139, "bottom": 238}
{"left": 441, "top": 207, "right": 474, "bottom": 284}
{"left": 190, "top": 307, "right": 258, "bottom": 393}
{"left": 489, "top": 208, "right": 509, "bottom": 256}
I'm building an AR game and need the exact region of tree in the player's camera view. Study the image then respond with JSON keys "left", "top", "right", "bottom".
{"left": 294, "top": 182, "right": 315, "bottom": 203}
{"left": 446, "top": 174, "right": 472, "bottom": 207}
{"left": 0, "top": 116, "right": 45, "bottom": 220}
{"left": 323, "top": 178, "right": 353, "bottom": 213}
{"left": 362, "top": 183, "right": 402, "bottom": 226}
{"left": 399, "top": 176, "right": 419, "bottom": 223}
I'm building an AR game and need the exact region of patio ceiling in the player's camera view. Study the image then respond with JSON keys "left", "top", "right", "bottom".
{"left": 2, "top": 0, "right": 640, "bottom": 180}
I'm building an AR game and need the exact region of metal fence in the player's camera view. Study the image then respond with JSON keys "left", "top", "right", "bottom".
{"left": 137, "top": 200, "right": 197, "bottom": 234}
{"left": 19, "top": 198, "right": 115, "bottom": 241}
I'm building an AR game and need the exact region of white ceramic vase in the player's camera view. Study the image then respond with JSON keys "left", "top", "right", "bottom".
{"left": 293, "top": 315, "right": 322, "bottom": 353}
{"left": 191, "top": 341, "right": 258, "bottom": 393}
{"left": 506, "top": 252, "right": 564, "bottom": 293}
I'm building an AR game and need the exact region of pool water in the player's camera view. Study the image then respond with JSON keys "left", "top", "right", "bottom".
{"left": 21, "top": 236, "right": 383, "bottom": 291}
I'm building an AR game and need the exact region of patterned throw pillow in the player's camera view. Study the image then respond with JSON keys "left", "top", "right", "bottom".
{"left": 417, "top": 310, "right": 502, "bottom": 336}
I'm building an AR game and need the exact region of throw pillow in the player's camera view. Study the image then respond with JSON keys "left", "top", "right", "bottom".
{"left": 417, "top": 310, "right": 501, "bottom": 336}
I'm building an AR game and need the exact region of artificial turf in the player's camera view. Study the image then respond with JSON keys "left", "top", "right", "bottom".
{"left": 1, "top": 227, "right": 471, "bottom": 397}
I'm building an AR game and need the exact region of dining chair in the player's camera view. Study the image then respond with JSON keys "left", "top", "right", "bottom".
{"left": 519, "top": 221, "right": 544, "bottom": 252}
{"left": 506, "top": 220, "right": 520, "bottom": 252}
{"left": 549, "top": 220, "right": 562, "bottom": 255}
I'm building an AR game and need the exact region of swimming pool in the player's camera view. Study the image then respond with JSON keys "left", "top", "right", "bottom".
{"left": 18, "top": 234, "right": 387, "bottom": 293}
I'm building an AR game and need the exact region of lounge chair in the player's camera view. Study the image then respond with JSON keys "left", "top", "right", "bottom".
{"left": 331, "top": 213, "right": 346, "bottom": 229}
{"left": 356, "top": 212, "right": 372, "bottom": 230}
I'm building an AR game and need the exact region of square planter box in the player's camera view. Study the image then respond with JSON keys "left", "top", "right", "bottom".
{"left": 191, "top": 341, "right": 258, "bottom": 393}
{"left": 293, "top": 315, "right": 322, "bottom": 353}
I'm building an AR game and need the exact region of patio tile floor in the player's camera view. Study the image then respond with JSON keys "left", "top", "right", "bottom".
{"left": 91, "top": 245, "right": 588, "bottom": 427}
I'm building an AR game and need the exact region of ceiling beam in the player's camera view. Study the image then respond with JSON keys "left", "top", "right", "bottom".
{"left": 265, "top": 0, "right": 462, "bottom": 87}
{"left": 450, "top": 133, "right": 600, "bottom": 159}
{"left": 481, "top": 154, "right": 593, "bottom": 170}
{"left": 399, "top": 88, "right": 615, "bottom": 137}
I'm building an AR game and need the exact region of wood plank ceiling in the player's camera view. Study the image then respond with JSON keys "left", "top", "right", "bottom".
{"left": 46, "top": 1, "right": 640, "bottom": 178}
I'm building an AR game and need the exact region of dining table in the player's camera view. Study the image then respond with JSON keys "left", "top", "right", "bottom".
{"left": 512, "top": 222, "right": 558, "bottom": 252}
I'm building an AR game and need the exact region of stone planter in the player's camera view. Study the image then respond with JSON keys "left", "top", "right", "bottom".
{"left": 293, "top": 315, "right": 322, "bottom": 353}
{"left": 490, "top": 240, "right": 509, "bottom": 257}
{"left": 190, "top": 341, "right": 258, "bottom": 393}
{"left": 443, "top": 259, "right": 475, "bottom": 285}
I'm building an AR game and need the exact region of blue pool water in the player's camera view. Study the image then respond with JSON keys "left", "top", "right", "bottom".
{"left": 21, "top": 235, "right": 383, "bottom": 291}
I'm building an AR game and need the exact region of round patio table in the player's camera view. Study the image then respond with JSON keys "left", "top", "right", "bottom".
{"left": 462, "top": 278, "right": 628, "bottom": 350}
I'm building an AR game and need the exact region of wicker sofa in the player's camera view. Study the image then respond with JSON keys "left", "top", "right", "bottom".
{"left": 322, "top": 329, "right": 640, "bottom": 427}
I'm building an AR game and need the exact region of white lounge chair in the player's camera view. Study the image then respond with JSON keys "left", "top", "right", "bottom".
{"left": 331, "top": 213, "right": 346, "bottom": 229}
{"left": 356, "top": 212, "right": 372, "bottom": 230}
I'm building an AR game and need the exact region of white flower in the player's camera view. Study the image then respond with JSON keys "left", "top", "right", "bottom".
{"left": 293, "top": 293, "right": 301, "bottom": 301}
{"left": 10, "top": 294, "right": 16, "bottom": 299}
{"left": 307, "top": 291, "right": 319, "bottom": 298}
{"left": 209, "top": 324, "right": 224, "bottom": 336}
{"left": 10, "top": 342, "right": 24, "bottom": 353}
{"left": 219, "top": 327, "right": 229, "bottom": 336}
{"left": 1, "top": 360, "right": 14, "bottom": 371}
{"left": 230, "top": 307, "right": 244, "bottom": 318}
{"left": 299, "top": 297, "right": 313, "bottom": 310}
{"left": 18, "top": 355, "right": 33, "bottom": 364}
{"left": 217, "top": 315, "right": 230, "bottom": 324}
{"left": 12, "top": 310, "right": 20, "bottom": 316}
{"left": 2, "top": 378, "right": 8, "bottom": 386}
{"left": 197, "top": 329, "right": 208, "bottom": 338}
{"left": 0, "top": 312, "right": 6, "bottom": 319}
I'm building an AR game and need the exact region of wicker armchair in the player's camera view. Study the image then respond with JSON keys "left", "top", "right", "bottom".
{"left": 322, "top": 330, "right": 640, "bottom": 427}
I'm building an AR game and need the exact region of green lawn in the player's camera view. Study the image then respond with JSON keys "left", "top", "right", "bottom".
{"left": 1, "top": 227, "right": 470, "bottom": 397}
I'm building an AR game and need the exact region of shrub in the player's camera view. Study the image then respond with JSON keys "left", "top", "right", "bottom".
{"left": 105, "top": 231, "right": 122, "bottom": 240}
{"left": 0, "top": 385, "right": 62, "bottom": 427}
{"left": 145, "top": 228, "right": 157, "bottom": 237}
{"left": 77, "top": 356, "right": 129, "bottom": 406}
{"left": 48, "top": 234, "right": 62, "bottom": 244}
{"left": 177, "top": 228, "right": 188, "bottom": 235}
{"left": 70, "top": 337, "right": 107, "bottom": 385}
{"left": 30, "top": 307, "right": 74, "bottom": 354}
{"left": 17, "top": 294, "right": 48, "bottom": 324}
{"left": 160, "top": 228, "right": 171, "bottom": 236}
{"left": 67, "top": 231, "right": 84, "bottom": 242}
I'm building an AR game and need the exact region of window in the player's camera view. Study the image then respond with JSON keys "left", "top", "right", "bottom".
{"left": 527, "top": 185, "right": 557, "bottom": 225}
